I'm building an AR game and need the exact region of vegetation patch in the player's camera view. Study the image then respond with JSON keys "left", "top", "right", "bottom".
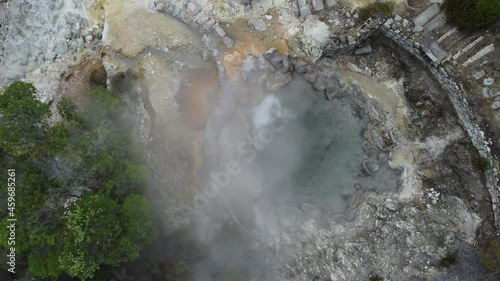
{"left": 483, "top": 240, "right": 500, "bottom": 275}
{"left": 439, "top": 251, "right": 459, "bottom": 267}
{"left": 368, "top": 273, "right": 385, "bottom": 281}
{"left": 359, "top": 2, "right": 395, "bottom": 21}
{"left": 474, "top": 155, "right": 490, "bottom": 172}
{"left": 443, "top": 0, "right": 500, "bottom": 30}
{"left": 0, "top": 82, "right": 157, "bottom": 280}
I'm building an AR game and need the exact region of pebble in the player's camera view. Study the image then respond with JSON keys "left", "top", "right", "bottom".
{"left": 223, "top": 36, "right": 234, "bottom": 49}
{"left": 354, "top": 44, "right": 373, "bottom": 55}
{"left": 484, "top": 77, "right": 495, "bottom": 86}
{"left": 214, "top": 24, "right": 226, "bottom": 37}
{"left": 482, "top": 88, "right": 490, "bottom": 98}
{"left": 473, "top": 70, "right": 486, "bottom": 80}
{"left": 248, "top": 18, "right": 267, "bottom": 31}
{"left": 413, "top": 25, "right": 423, "bottom": 32}
{"left": 347, "top": 35, "right": 356, "bottom": 45}
{"left": 265, "top": 14, "right": 273, "bottom": 20}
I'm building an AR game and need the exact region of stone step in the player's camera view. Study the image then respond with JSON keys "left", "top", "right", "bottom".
{"left": 297, "top": 0, "right": 338, "bottom": 17}
{"left": 312, "top": 0, "right": 324, "bottom": 11}
{"left": 462, "top": 43, "right": 495, "bottom": 67}
{"left": 423, "top": 11, "right": 447, "bottom": 32}
{"left": 413, "top": 4, "right": 441, "bottom": 28}
{"left": 325, "top": 0, "right": 337, "bottom": 8}
{"left": 459, "top": 37, "right": 495, "bottom": 64}
{"left": 452, "top": 36, "right": 484, "bottom": 60}
{"left": 436, "top": 26, "right": 457, "bottom": 43}
{"left": 297, "top": 0, "right": 311, "bottom": 17}
{"left": 433, "top": 22, "right": 454, "bottom": 38}
{"left": 472, "top": 47, "right": 500, "bottom": 68}
{"left": 439, "top": 30, "right": 471, "bottom": 53}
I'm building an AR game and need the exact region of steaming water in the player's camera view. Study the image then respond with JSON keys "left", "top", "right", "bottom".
{"left": 199, "top": 76, "right": 372, "bottom": 231}
{"left": 221, "top": 77, "right": 368, "bottom": 220}
{"left": 255, "top": 85, "right": 367, "bottom": 214}
{"left": 188, "top": 76, "right": 375, "bottom": 280}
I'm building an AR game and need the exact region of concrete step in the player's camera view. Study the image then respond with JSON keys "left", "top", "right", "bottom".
{"left": 435, "top": 25, "right": 457, "bottom": 43}
{"left": 297, "top": 0, "right": 337, "bottom": 17}
{"left": 433, "top": 22, "right": 455, "bottom": 39}
{"left": 297, "top": 0, "right": 311, "bottom": 17}
{"left": 423, "top": 11, "right": 447, "bottom": 32}
{"left": 467, "top": 47, "right": 500, "bottom": 68}
{"left": 451, "top": 36, "right": 485, "bottom": 61}
{"left": 325, "top": 0, "right": 337, "bottom": 8}
{"left": 460, "top": 38, "right": 495, "bottom": 66}
{"left": 439, "top": 30, "right": 471, "bottom": 53}
{"left": 413, "top": 4, "right": 441, "bottom": 28}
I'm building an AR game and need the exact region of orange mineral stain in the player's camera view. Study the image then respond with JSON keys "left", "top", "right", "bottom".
{"left": 222, "top": 17, "right": 290, "bottom": 82}
{"left": 177, "top": 66, "right": 219, "bottom": 189}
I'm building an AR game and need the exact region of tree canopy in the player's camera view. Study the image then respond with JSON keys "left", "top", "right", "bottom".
{"left": 443, "top": 0, "right": 500, "bottom": 30}
{"left": 0, "top": 82, "right": 157, "bottom": 280}
{"left": 0, "top": 81, "right": 50, "bottom": 154}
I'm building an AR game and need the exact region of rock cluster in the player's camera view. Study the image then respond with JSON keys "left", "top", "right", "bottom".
{"left": 154, "top": 0, "right": 234, "bottom": 49}
{"left": 324, "top": 16, "right": 385, "bottom": 57}
{"left": 259, "top": 194, "right": 480, "bottom": 281}
{"left": 240, "top": 48, "right": 292, "bottom": 91}
{"left": 381, "top": 15, "right": 449, "bottom": 64}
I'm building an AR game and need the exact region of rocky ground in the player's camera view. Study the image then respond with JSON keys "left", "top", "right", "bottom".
{"left": 0, "top": 0, "right": 498, "bottom": 280}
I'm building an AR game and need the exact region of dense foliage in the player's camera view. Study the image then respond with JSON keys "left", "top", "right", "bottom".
{"left": 483, "top": 240, "right": 500, "bottom": 278}
{"left": 0, "top": 83, "right": 157, "bottom": 280}
{"left": 443, "top": 0, "right": 500, "bottom": 30}
{"left": 0, "top": 81, "right": 50, "bottom": 154}
{"left": 359, "top": 2, "right": 395, "bottom": 21}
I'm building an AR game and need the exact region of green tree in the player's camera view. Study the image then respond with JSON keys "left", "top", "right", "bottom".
{"left": 359, "top": 2, "right": 395, "bottom": 20}
{"left": 60, "top": 194, "right": 121, "bottom": 280}
{"left": 59, "top": 194, "right": 157, "bottom": 280}
{"left": 0, "top": 81, "right": 50, "bottom": 154}
{"left": 443, "top": 0, "right": 500, "bottom": 30}
{"left": 0, "top": 83, "right": 157, "bottom": 280}
{"left": 483, "top": 240, "right": 500, "bottom": 278}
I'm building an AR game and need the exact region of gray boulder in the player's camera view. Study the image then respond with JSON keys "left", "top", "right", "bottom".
{"left": 248, "top": 18, "right": 267, "bottom": 31}
{"left": 473, "top": 70, "right": 486, "bottom": 80}
{"left": 292, "top": 59, "right": 309, "bottom": 73}
{"left": 354, "top": 44, "right": 373, "bottom": 55}
{"left": 242, "top": 56, "right": 258, "bottom": 78}
{"left": 223, "top": 36, "right": 234, "bottom": 49}
{"left": 264, "top": 48, "right": 283, "bottom": 67}
{"left": 484, "top": 77, "right": 495, "bottom": 86}
{"left": 288, "top": 18, "right": 331, "bottom": 63}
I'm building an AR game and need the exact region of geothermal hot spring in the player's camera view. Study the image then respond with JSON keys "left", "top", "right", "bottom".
{"left": 169, "top": 75, "right": 401, "bottom": 280}
{"left": 101, "top": 4, "right": 403, "bottom": 279}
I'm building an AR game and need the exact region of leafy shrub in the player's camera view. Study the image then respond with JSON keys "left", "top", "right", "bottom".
{"left": 0, "top": 81, "right": 50, "bottom": 154}
{"left": 439, "top": 251, "right": 459, "bottom": 267}
{"left": 474, "top": 155, "right": 490, "bottom": 172}
{"left": 443, "top": 0, "right": 500, "bottom": 30}
{"left": 0, "top": 82, "right": 157, "bottom": 280}
{"left": 483, "top": 240, "right": 500, "bottom": 272}
{"left": 360, "top": 2, "right": 395, "bottom": 21}
{"left": 369, "top": 273, "right": 384, "bottom": 281}
{"left": 57, "top": 96, "right": 81, "bottom": 122}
